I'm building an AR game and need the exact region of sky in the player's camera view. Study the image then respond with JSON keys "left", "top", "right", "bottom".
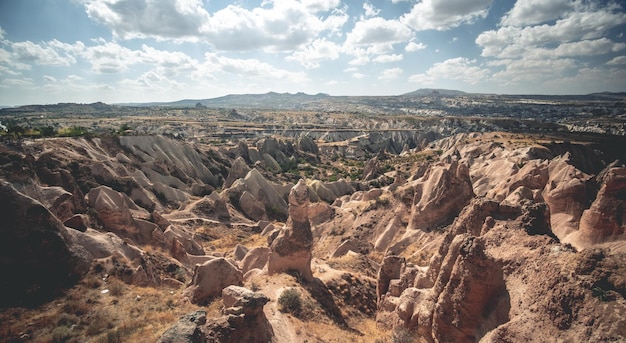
{"left": 0, "top": 0, "right": 625, "bottom": 105}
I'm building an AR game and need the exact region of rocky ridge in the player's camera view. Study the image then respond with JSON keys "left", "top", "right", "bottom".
{"left": 0, "top": 131, "right": 624, "bottom": 342}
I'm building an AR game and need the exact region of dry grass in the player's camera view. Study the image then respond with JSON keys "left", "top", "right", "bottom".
{"left": 0, "top": 273, "right": 202, "bottom": 343}
{"left": 198, "top": 224, "right": 268, "bottom": 256}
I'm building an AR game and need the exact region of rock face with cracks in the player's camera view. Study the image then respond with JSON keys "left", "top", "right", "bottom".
{"left": 0, "top": 181, "right": 90, "bottom": 306}
{"left": 204, "top": 286, "right": 273, "bottom": 343}
{"left": 268, "top": 179, "right": 314, "bottom": 281}
{"left": 184, "top": 258, "right": 243, "bottom": 305}
{"left": 407, "top": 160, "right": 474, "bottom": 231}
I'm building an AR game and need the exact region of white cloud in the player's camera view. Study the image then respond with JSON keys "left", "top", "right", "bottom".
{"left": 543, "top": 66, "right": 626, "bottom": 93}
{"left": 500, "top": 0, "right": 578, "bottom": 27}
{"left": 409, "top": 57, "right": 489, "bottom": 85}
{"left": 378, "top": 67, "right": 403, "bottom": 80}
{"left": 196, "top": 53, "right": 308, "bottom": 82}
{"left": 344, "top": 17, "right": 411, "bottom": 65}
{"left": 405, "top": 41, "right": 426, "bottom": 52}
{"left": 80, "top": 41, "right": 139, "bottom": 73}
{"left": 363, "top": 3, "right": 380, "bottom": 18}
{"left": 83, "top": 0, "right": 209, "bottom": 40}
{"left": 372, "top": 54, "right": 403, "bottom": 63}
{"left": 1, "top": 78, "right": 34, "bottom": 88}
{"left": 345, "top": 17, "right": 412, "bottom": 46}
{"left": 286, "top": 39, "right": 341, "bottom": 68}
{"left": 352, "top": 72, "right": 366, "bottom": 79}
{"left": 548, "top": 38, "right": 626, "bottom": 57}
{"left": 12, "top": 40, "right": 76, "bottom": 68}
{"left": 401, "top": 0, "right": 493, "bottom": 31}
{"left": 477, "top": 7, "right": 626, "bottom": 58}
{"left": 43, "top": 75, "right": 57, "bottom": 82}
{"left": 301, "top": 0, "right": 341, "bottom": 12}
{"left": 491, "top": 57, "right": 578, "bottom": 83}
{"left": 607, "top": 56, "right": 626, "bottom": 65}
{"left": 80, "top": 0, "right": 348, "bottom": 51}
{"left": 477, "top": 2, "right": 626, "bottom": 91}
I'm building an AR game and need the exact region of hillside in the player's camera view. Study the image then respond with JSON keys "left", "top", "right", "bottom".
{"left": 0, "top": 127, "right": 624, "bottom": 342}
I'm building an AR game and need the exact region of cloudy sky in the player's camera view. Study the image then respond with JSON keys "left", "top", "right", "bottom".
{"left": 1, "top": 0, "right": 625, "bottom": 105}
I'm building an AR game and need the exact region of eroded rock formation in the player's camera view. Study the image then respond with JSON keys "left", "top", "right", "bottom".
{"left": 267, "top": 179, "right": 314, "bottom": 281}
{"left": 185, "top": 258, "right": 243, "bottom": 305}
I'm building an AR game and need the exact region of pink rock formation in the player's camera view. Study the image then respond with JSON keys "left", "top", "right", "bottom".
{"left": 407, "top": 161, "right": 474, "bottom": 231}
{"left": 204, "top": 286, "right": 273, "bottom": 343}
{"left": 577, "top": 167, "right": 626, "bottom": 244}
{"left": 0, "top": 181, "right": 90, "bottom": 306}
{"left": 542, "top": 154, "right": 591, "bottom": 242}
{"left": 185, "top": 258, "right": 243, "bottom": 305}
{"left": 240, "top": 247, "right": 269, "bottom": 274}
{"left": 267, "top": 179, "right": 314, "bottom": 281}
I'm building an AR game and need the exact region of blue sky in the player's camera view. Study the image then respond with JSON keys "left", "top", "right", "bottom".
{"left": 0, "top": 0, "right": 625, "bottom": 105}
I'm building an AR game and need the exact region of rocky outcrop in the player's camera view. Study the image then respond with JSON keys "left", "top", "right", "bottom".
{"left": 0, "top": 181, "right": 90, "bottom": 306}
{"left": 204, "top": 286, "right": 273, "bottom": 343}
{"left": 224, "top": 157, "right": 251, "bottom": 188}
{"left": 157, "top": 310, "right": 207, "bottom": 343}
{"left": 119, "top": 135, "right": 219, "bottom": 187}
{"left": 576, "top": 167, "right": 626, "bottom": 245}
{"left": 268, "top": 179, "right": 314, "bottom": 281}
{"left": 188, "top": 195, "right": 231, "bottom": 222}
{"left": 223, "top": 168, "right": 289, "bottom": 220}
{"left": 240, "top": 247, "right": 269, "bottom": 274}
{"left": 185, "top": 258, "right": 243, "bottom": 305}
{"left": 429, "top": 236, "right": 509, "bottom": 342}
{"left": 86, "top": 185, "right": 151, "bottom": 242}
{"left": 362, "top": 156, "right": 380, "bottom": 181}
{"left": 407, "top": 161, "right": 474, "bottom": 231}
{"left": 239, "top": 190, "right": 267, "bottom": 221}
{"left": 542, "top": 154, "right": 592, "bottom": 243}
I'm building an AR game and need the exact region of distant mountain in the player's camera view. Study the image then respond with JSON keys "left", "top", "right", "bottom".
{"left": 132, "top": 92, "right": 332, "bottom": 109}
{"left": 402, "top": 88, "right": 468, "bottom": 97}
{"left": 0, "top": 102, "right": 118, "bottom": 114}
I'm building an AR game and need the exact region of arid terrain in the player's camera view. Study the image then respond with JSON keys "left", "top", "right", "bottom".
{"left": 0, "top": 91, "right": 625, "bottom": 342}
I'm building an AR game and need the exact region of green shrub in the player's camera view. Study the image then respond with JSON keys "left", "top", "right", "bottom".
{"left": 51, "top": 326, "right": 74, "bottom": 343}
{"left": 278, "top": 288, "right": 302, "bottom": 316}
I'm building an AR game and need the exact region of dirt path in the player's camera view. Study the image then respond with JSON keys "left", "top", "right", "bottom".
{"left": 257, "top": 276, "right": 298, "bottom": 343}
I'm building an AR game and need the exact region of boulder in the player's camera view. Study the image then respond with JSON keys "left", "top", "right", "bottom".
{"left": 239, "top": 191, "right": 267, "bottom": 221}
{"left": 87, "top": 185, "right": 136, "bottom": 233}
{"left": 362, "top": 156, "right": 380, "bottom": 181}
{"left": 204, "top": 286, "right": 273, "bottom": 343}
{"left": 221, "top": 285, "right": 269, "bottom": 317}
{"left": 377, "top": 255, "right": 405, "bottom": 304}
{"left": 0, "top": 181, "right": 90, "bottom": 306}
{"left": 233, "top": 244, "right": 249, "bottom": 261}
{"left": 157, "top": 310, "right": 207, "bottom": 343}
{"left": 64, "top": 214, "right": 89, "bottom": 232}
{"left": 240, "top": 247, "right": 269, "bottom": 274}
{"left": 262, "top": 153, "right": 281, "bottom": 172}
{"left": 185, "top": 258, "right": 243, "bottom": 305}
{"left": 242, "top": 168, "right": 288, "bottom": 219}
{"left": 297, "top": 135, "right": 319, "bottom": 155}
{"left": 224, "top": 157, "right": 251, "bottom": 188}
{"left": 164, "top": 225, "right": 205, "bottom": 256}
{"left": 188, "top": 195, "right": 231, "bottom": 221}
{"left": 308, "top": 180, "right": 337, "bottom": 203}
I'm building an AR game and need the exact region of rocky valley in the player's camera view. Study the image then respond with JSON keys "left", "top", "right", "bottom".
{"left": 0, "top": 92, "right": 625, "bottom": 342}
